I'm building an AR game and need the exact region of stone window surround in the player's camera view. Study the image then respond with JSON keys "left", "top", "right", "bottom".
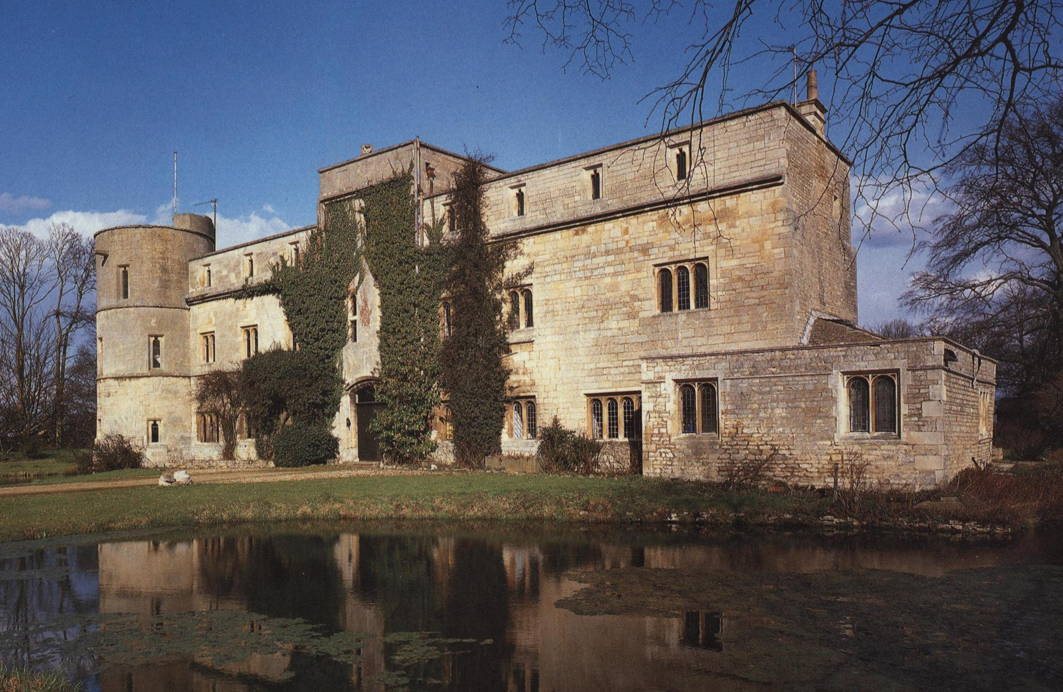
{"left": 147, "top": 419, "right": 161, "bottom": 445}
{"left": 201, "top": 332, "right": 216, "bottom": 364}
{"left": 118, "top": 265, "right": 129, "bottom": 300}
{"left": 507, "top": 285, "right": 534, "bottom": 331}
{"left": 510, "top": 183, "right": 526, "bottom": 218}
{"left": 202, "top": 263, "right": 212, "bottom": 288}
{"left": 148, "top": 335, "right": 163, "bottom": 371}
{"left": 655, "top": 257, "right": 712, "bottom": 313}
{"left": 667, "top": 140, "right": 692, "bottom": 182}
{"left": 674, "top": 378, "right": 719, "bottom": 437}
{"left": 197, "top": 412, "right": 220, "bottom": 443}
{"left": 586, "top": 391, "right": 642, "bottom": 441}
{"left": 839, "top": 369, "right": 901, "bottom": 439}
{"left": 242, "top": 325, "right": 259, "bottom": 359}
{"left": 507, "top": 398, "right": 538, "bottom": 440}
{"left": 585, "top": 163, "right": 603, "bottom": 201}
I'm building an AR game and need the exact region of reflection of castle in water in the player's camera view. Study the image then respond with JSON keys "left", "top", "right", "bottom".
{"left": 92, "top": 533, "right": 1029, "bottom": 691}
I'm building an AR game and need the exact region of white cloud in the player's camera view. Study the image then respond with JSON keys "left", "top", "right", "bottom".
{"left": 0, "top": 192, "right": 50, "bottom": 213}
{"left": 0, "top": 209, "right": 148, "bottom": 238}
{"left": 261, "top": 203, "right": 275, "bottom": 214}
{"left": 215, "top": 211, "right": 291, "bottom": 247}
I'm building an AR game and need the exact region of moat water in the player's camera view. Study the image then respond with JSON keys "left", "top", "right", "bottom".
{"left": 1, "top": 523, "right": 1061, "bottom": 691}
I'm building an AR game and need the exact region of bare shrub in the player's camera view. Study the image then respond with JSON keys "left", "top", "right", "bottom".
{"left": 720, "top": 445, "right": 779, "bottom": 492}
{"left": 833, "top": 446, "right": 872, "bottom": 517}
{"left": 537, "top": 417, "right": 602, "bottom": 475}
{"left": 89, "top": 434, "right": 144, "bottom": 473}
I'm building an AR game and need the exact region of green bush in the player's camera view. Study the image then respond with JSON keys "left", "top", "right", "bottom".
{"left": 537, "top": 417, "right": 602, "bottom": 475}
{"left": 90, "top": 434, "right": 144, "bottom": 473}
{"left": 272, "top": 423, "right": 339, "bottom": 468}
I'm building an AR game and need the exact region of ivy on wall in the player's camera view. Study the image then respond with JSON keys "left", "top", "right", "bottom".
{"left": 361, "top": 172, "right": 448, "bottom": 464}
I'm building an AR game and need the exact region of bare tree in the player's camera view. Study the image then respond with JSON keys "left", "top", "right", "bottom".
{"left": 871, "top": 318, "right": 923, "bottom": 339}
{"left": 0, "top": 228, "right": 56, "bottom": 444}
{"left": 904, "top": 96, "right": 1063, "bottom": 396}
{"left": 194, "top": 370, "right": 243, "bottom": 460}
{"left": 505, "top": 1, "right": 1062, "bottom": 236}
{"left": 47, "top": 223, "right": 96, "bottom": 446}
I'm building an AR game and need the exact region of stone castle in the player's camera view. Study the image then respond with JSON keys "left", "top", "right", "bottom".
{"left": 94, "top": 80, "right": 997, "bottom": 487}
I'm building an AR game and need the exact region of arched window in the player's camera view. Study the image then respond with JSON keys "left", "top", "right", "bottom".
{"left": 659, "top": 269, "right": 673, "bottom": 313}
{"left": 591, "top": 399, "right": 603, "bottom": 439}
{"left": 523, "top": 290, "right": 534, "bottom": 328}
{"left": 607, "top": 399, "right": 619, "bottom": 439}
{"left": 442, "top": 301, "right": 452, "bottom": 338}
{"left": 700, "top": 383, "right": 718, "bottom": 435}
{"left": 680, "top": 384, "right": 697, "bottom": 434}
{"left": 509, "top": 291, "right": 521, "bottom": 330}
{"left": 513, "top": 401, "right": 524, "bottom": 439}
{"left": 676, "top": 149, "right": 688, "bottom": 181}
{"left": 694, "top": 263, "right": 709, "bottom": 309}
{"left": 622, "top": 397, "right": 637, "bottom": 439}
{"left": 526, "top": 402, "right": 537, "bottom": 439}
{"left": 149, "top": 420, "right": 160, "bottom": 444}
{"left": 848, "top": 377, "right": 870, "bottom": 432}
{"left": 676, "top": 266, "right": 691, "bottom": 310}
{"left": 873, "top": 376, "right": 897, "bottom": 433}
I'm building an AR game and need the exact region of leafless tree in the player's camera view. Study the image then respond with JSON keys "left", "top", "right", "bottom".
{"left": 47, "top": 223, "right": 95, "bottom": 446}
{"left": 505, "top": 1, "right": 1062, "bottom": 237}
{"left": 195, "top": 370, "right": 243, "bottom": 460}
{"left": 0, "top": 228, "right": 56, "bottom": 444}
{"left": 871, "top": 318, "right": 923, "bottom": 339}
{"left": 904, "top": 95, "right": 1063, "bottom": 396}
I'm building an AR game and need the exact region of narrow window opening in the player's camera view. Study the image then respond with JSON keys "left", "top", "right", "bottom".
{"left": 622, "top": 397, "right": 636, "bottom": 439}
{"left": 873, "top": 376, "right": 897, "bottom": 433}
{"left": 590, "top": 168, "right": 602, "bottom": 200}
{"left": 700, "top": 384, "right": 718, "bottom": 435}
{"left": 676, "top": 266, "right": 691, "bottom": 311}
{"left": 848, "top": 377, "right": 870, "bottom": 433}
{"left": 350, "top": 294, "right": 358, "bottom": 343}
{"left": 659, "top": 269, "right": 673, "bottom": 313}
{"left": 447, "top": 206, "right": 456, "bottom": 234}
{"left": 607, "top": 399, "right": 619, "bottom": 439}
{"left": 509, "top": 291, "right": 521, "bottom": 330}
{"left": 694, "top": 263, "right": 709, "bottom": 309}
{"left": 149, "top": 420, "right": 160, "bottom": 444}
{"left": 442, "top": 301, "right": 452, "bottom": 338}
{"left": 680, "top": 384, "right": 697, "bottom": 434}
{"left": 591, "top": 399, "right": 603, "bottom": 439}
{"left": 120, "top": 266, "right": 129, "bottom": 300}
{"left": 149, "top": 336, "right": 162, "bottom": 370}
{"left": 243, "top": 326, "right": 259, "bottom": 359}
{"left": 526, "top": 401, "right": 537, "bottom": 439}
{"left": 202, "top": 333, "right": 215, "bottom": 364}
{"left": 676, "top": 149, "right": 688, "bottom": 181}
{"left": 523, "top": 290, "right": 534, "bottom": 328}
{"left": 204, "top": 264, "right": 211, "bottom": 287}
{"left": 515, "top": 188, "right": 525, "bottom": 217}
{"left": 246, "top": 254, "right": 255, "bottom": 278}
{"left": 512, "top": 402, "right": 524, "bottom": 439}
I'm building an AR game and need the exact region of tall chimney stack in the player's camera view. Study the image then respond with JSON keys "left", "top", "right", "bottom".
{"left": 797, "top": 68, "right": 827, "bottom": 137}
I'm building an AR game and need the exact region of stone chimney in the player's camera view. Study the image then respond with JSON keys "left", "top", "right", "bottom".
{"left": 797, "top": 69, "right": 827, "bottom": 137}
{"left": 360, "top": 143, "right": 374, "bottom": 156}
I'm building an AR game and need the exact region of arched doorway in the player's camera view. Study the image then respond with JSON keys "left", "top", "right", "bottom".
{"left": 354, "top": 383, "right": 384, "bottom": 462}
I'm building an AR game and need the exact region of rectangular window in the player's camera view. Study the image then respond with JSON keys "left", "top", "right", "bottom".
{"left": 149, "top": 336, "right": 162, "bottom": 370}
{"left": 587, "top": 165, "right": 603, "bottom": 200}
{"left": 845, "top": 373, "right": 898, "bottom": 435}
{"left": 148, "top": 419, "right": 161, "bottom": 444}
{"left": 678, "top": 381, "right": 718, "bottom": 435}
{"left": 245, "top": 254, "right": 255, "bottom": 278}
{"left": 119, "top": 266, "right": 129, "bottom": 300}
{"left": 242, "top": 326, "right": 259, "bottom": 359}
{"left": 669, "top": 143, "right": 691, "bottom": 182}
{"left": 201, "top": 333, "right": 215, "bottom": 364}
{"left": 290, "top": 242, "right": 300, "bottom": 265}
{"left": 203, "top": 264, "right": 212, "bottom": 288}
{"left": 588, "top": 394, "right": 641, "bottom": 440}
{"left": 349, "top": 293, "right": 358, "bottom": 342}
{"left": 512, "top": 185, "right": 526, "bottom": 217}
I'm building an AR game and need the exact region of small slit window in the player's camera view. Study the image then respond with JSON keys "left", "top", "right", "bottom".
{"left": 148, "top": 420, "right": 160, "bottom": 444}
{"left": 514, "top": 187, "right": 526, "bottom": 217}
{"left": 676, "top": 148, "right": 688, "bottom": 181}
{"left": 149, "top": 336, "right": 162, "bottom": 370}
{"left": 441, "top": 301, "right": 452, "bottom": 338}
{"left": 659, "top": 269, "right": 673, "bottom": 313}
{"left": 509, "top": 291, "right": 521, "bottom": 330}
{"left": 694, "top": 263, "right": 709, "bottom": 309}
{"left": 523, "top": 290, "right": 533, "bottom": 329}
{"left": 246, "top": 254, "right": 255, "bottom": 278}
{"left": 119, "top": 266, "right": 129, "bottom": 300}
{"left": 588, "top": 166, "right": 602, "bottom": 200}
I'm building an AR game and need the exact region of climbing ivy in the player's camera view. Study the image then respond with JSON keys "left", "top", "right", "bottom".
{"left": 361, "top": 172, "right": 448, "bottom": 464}
{"left": 439, "top": 158, "right": 511, "bottom": 467}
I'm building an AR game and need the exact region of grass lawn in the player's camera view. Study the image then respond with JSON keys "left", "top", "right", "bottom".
{"left": 0, "top": 473, "right": 825, "bottom": 543}
{"left": 0, "top": 449, "right": 157, "bottom": 487}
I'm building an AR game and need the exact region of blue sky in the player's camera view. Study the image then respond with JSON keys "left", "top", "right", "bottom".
{"left": 1, "top": 0, "right": 923, "bottom": 326}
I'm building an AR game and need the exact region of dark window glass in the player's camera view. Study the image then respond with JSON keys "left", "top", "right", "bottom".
{"left": 873, "top": 376, "right": 897, "bottom": 433}
{"left": 590, "top": 169, "right": 601, "bottom": 199}
{"left": 515, "top": 189, "right": 525, "bottom": 216}
{"left": 149, "top": 420, "right": 159, "bottom": 444}
{"left": 622, "top": 397, "right": 636, "bottom": 439}
{"left": 509, "top": 291, "right": 521, "bottom": 330}
{"left": 676, "top": 149, "right": 688, "bottom": 181}
{"left": 205, "top": 265, "right": 211, "bottom": 287}
{"left": 681, "top": 385, "right": 697, "bottom": 434}
{"left": 526, "top": 401, "right": 537, "bottom": 439}
{"left": 700, "top": 384, "right": 718, "bottom": 434}
{"left": 849, "top": 377, "right": 870, "bottom": 432}
{"left": 676, "top": 266, "right": 691, "bottom": 310}
{"left": 694, "top": 263, "right": 709, "bottom": 309}
{"left": 247, "top": 255, "right": 254, "bottom": 277}
{"left": 607, "top": 399, "right": 619, "bottom": 439}
{"left": 524, "top": 290, "right": 534, "bottom": 328}
{"left": 120, "top": 267, "right": 129, "bottom": 299}
{"left": 591, "top": 399, "right": 603, "bottom": 439}
{"left": 447, "top": 207, "right": 456, "bottom": 234}
{"left": 442, "top": 302, "right": 452, "bottom": 338}
{"left": 659, "top": 269, "right": 673, "bottom": 312}
{"left": 150, "top": 337, "right": 161, "bottom": 369}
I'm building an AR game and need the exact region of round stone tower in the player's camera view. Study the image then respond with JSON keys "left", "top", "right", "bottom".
{"left": 95, "top": 213, "right": 215, "bottom": 465}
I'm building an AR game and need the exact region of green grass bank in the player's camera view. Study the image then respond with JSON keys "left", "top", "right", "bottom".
{"left": 2, "top": 466, "right": 1061, "bottom": 543}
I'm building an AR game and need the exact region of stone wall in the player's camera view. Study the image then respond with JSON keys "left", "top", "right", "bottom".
{"left": 641, "top": 338, "right": 997, "bottom": 488}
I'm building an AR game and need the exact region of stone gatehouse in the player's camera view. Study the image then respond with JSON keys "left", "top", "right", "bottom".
{"left": 94, "top": 82, "right": 996, "bottom": 487}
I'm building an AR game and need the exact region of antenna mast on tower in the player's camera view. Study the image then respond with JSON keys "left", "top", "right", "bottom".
{"left": 194, "top": 198, "right": 218, "bottom": 230}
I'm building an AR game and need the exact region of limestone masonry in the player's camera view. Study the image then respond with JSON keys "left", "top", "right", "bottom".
{"left": 95, "top": 83, "right": 996, "bottom": 487}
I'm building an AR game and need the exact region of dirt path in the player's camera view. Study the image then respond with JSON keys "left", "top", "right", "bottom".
{"left": 0, "top": 463, "right": 387, "bottom": 498}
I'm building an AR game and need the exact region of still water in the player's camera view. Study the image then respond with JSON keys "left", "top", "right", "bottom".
{"left": 1, "top": 524, "right": 1061, "bottom": 691}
